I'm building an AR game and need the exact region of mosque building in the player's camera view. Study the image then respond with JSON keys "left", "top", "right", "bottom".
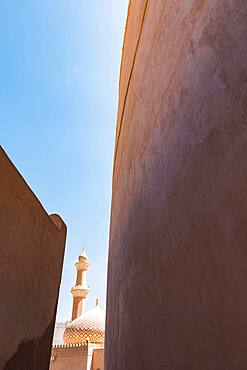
{"left": 49, "top": 250, "right": 105, "bottom": 370}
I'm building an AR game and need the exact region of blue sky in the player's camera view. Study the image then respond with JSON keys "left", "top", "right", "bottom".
{"left": 0, "top": 0, "right": 128, "bottom": 321}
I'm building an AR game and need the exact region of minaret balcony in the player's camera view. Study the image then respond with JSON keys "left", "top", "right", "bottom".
{"left": 71, "top": 285, "right": 89, "bottom": 298}
{"left": 75, "top": 260, "right": 89, "bottom": 271}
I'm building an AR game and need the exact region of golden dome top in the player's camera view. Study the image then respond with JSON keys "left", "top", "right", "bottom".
{"left": 63, "top": 302, "right": 105, "bottom": 344}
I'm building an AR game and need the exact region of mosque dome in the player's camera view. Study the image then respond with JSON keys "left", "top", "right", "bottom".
{"left": 63, "top": 301, "right": 105, "bottom": 344}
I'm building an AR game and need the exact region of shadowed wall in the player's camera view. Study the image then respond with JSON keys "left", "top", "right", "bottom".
{"left": 106, "top": 1, "right": 247, "bottom": 369}
{"left": 0, "top": 147, "right": 66, "bottom": 370}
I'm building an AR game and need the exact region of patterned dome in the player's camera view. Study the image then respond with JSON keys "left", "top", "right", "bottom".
{"left": 63, "top": 303, "right": 105, "bottom": 344}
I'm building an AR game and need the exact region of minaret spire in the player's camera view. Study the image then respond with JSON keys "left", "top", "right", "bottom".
{"left": 71, "top": 248, "right": 89, "bottom": 320}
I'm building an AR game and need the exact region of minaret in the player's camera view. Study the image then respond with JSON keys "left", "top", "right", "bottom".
{"left": 71, "top": 249, "right": 89, "bottom": 321}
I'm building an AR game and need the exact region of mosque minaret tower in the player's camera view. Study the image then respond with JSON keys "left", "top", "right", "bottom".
{"left": 50, "top": 248, "right": 105, "bottom": 369}
{"left": 71, "top": 249, "right": 89, "bottom": 320}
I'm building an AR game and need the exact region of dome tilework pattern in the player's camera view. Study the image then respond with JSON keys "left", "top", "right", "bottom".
{"left": 63, "top": 305, "right": 105, "bottom": 344}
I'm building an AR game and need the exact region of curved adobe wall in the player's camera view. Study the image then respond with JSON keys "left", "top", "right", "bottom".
{"left": 0, "top": 147, "right": 66, "bottom": 370}
{"left": 106, "top": 1, "right": 247, "bottom": 369}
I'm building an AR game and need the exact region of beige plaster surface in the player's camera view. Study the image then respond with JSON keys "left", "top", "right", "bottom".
{"left": 0, "top": 146, "right": 66, "bottom": 369}
{"left": 106, "top": 1, "right": 247, "bottom": 369}
{"left": 49, "top": 345, "right": 104, "bottom": 370}
{"left": 91, "top": 348, "right": 104, "bottom": 370}
{"left": 50, "top": 346, "right": 89, "bottom": 370}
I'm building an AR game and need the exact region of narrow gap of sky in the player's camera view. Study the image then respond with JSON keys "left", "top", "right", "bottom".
{"left": 0, "top": 0, "right": 129, "bottom": 321}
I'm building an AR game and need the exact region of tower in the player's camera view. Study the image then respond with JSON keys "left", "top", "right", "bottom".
{"left": 71, "top": 249, "right": 89, "bottom": 321}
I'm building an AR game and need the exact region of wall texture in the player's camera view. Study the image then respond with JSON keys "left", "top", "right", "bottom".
{"left": 0, "top": 147, "right": 67, "bottom": 370}
{"left": 106, "top": 1, "right": 247, "bottom": 369}
{"left": 49, "top": 344, "right": 104, "bottom": 370}
{"left": 91, "top": 348, "right": 104, "bottom": 370}
{"left": 50, "top": 345, "right": 89, "bottom": 370}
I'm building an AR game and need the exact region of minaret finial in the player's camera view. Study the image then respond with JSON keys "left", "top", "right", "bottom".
{"left": 96, "top": 298, "right": 99, "bottom": 306}
{"left": 80, "top": 248, "right": 88, "bottom": 261}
